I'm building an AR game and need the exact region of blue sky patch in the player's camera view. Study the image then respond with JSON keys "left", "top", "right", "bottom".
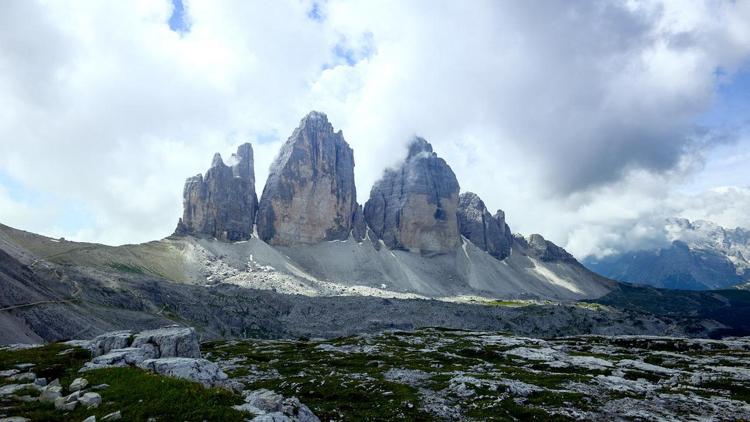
{"left": 169, "top": 0, "right": 191, "bottom": 34}
{"left": 307, "top": 1, "right": 325, "bottom": 22}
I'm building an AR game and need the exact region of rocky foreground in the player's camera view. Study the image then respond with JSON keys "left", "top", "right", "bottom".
{"left": 2, "top": 326, "right": 750, "bottom": 421}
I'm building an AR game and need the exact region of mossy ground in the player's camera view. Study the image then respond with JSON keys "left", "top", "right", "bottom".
{"left": 3, "top": 328, "right": 750, "bottom": 421}
{"left": 0, "top": 345, "right": 245, "bottom": 422}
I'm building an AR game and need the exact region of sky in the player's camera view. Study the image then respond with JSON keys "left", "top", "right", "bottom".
{"left": 0, "top": 0, "right": 749, "bottom": 259}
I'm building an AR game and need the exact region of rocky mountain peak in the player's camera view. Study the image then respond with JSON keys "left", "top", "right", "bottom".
{"left": 407, "top": 136, "right": 434, "bottom": 158}
{"left": 211, "top": 153, "right": 224, "bottom": 168}
{"left": 519, "top": 233, "right": 577, "bottom": 263}
{"left": 231, "top": 143, "right": 254, "bottom": 180}
{"left": 364, "top": 137, "right": 460, "bottom": 254}
{"left": 174, "top": 143, "right": 258, "bottom": 241}
{"left": 256, "top": 112, "right": 360, "bottom": 245}
{"left": 457, "top": 192, "right": 512, "bottom": 260}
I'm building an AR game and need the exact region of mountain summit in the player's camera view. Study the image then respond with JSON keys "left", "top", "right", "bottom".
{"left": 256, "top": 111, "right": 361, "bottom": 245}
{"left": 364, "top": 137, "right": 461, "bottom": 254}
{"left": 174, "top": 143, "right": 258, "bottom": 241}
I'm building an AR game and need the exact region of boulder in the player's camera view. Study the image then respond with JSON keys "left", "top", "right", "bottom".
{"left": 175, "top": 143, "right": 258, "bottom": 241}
{"left": 8, "top": 372, "right": 35, "bottom": 382}
{"left": 364, "top": 137, "right": 460, "bottom": 254}
{"left": 130, "top": 326, "right": 200, "bottom": 359}
{"left": 457, "top": 192, "right": 512, "bottom": 260}
{"left": 250, "top": 413, "right": 291, "bottom": 422}
{"left": 54, "top": 391, "right": 79, "bottom": 410}
{"left": 242, "top": 388, "right": 285, "bottom": 413}
{"left": 80, "top": 347, "right": 148, "bottom": 371}
{"left": 256, "top": 112, "right": 360, "bottom": 245}
{"left": 38, "top": 384, "right": 63, "bottom": 403}
{"left": 0, "top": 369, "right": 19, "bottom": 377}
{"left": 101, "top": 411, "right": 122, "bottom": 421}
{"left": 85, "top": 331, "right": 132, "bottom": 357}
{"left": 0, "top": 384, "right": 29, "bottom": 397}
{"left": 69, "top": 377, "right": 88, "bottom": 391}
{"left": 138, "top": 358, "right": 228, "bottom": 387}
{"left": 79, "top": 392, "right": 102, "bottom": 409}
{"left": 236, "top": 389, "right": 320, "bottom": 422}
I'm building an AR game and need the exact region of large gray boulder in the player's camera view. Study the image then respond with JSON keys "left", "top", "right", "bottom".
{"left": 81, "top": 347, "right": 149, "bottom": 371}
{"left": 131, "top": 326, "right": 200, "bottom": 359}
{"left": 175, "top": 143, "right": 258, "bottom": 241}
{"left": 234, "top": 389, "right": 320, "bottom": 422}
{"left": 138, "top": 358, "right": 227, "bottom": 387}
{"left": 457, "top": 192, "right": 512, "bottom": 260}
{"left": 364, "top": 137, "right": 460, "bottom": 254}
{"left": 84, "top": 331, "right": 132, "bottom": 357}
{"left": 256, "top": 112, "right": 361, "bottom": 245}
{"left": 80, "top": 326, "right": 201, "bottom": 372}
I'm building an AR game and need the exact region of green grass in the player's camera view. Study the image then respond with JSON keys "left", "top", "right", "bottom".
{"left": 0, "top": 344, "right": 90, "bottom": 388}
{"left": 5, "top": 367, "right": 246, "bottom": 421}
{"left": 0, "top": 343, "right": 246, "bottom": 422}
{"left": 701, "top": 378, "right": 750, "bottom": 404}
{"left": 107, "top": 262, "right": 146, "bottom": 274}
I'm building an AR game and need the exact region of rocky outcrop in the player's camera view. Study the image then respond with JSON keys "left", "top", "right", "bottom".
{"left": 364, "top": 137, "right": 460, "bottom": 254}
{"left": 78, "top": 326, "right": 227, "bottom": 387}
{"left": 457, "top": 192, "right": 512, "bottom": 260}
{"left": 233, "top": 389, "right": 320, "bottom": 422}
{"left": 131, "top": 326, "right": 200, "bottom": 359}
{"left": 138, "top": 358, "right": 227, "bottom": 388}
{"left": 85, "top": 331, "right": 131, "bottom": 357}
{"left": 517, "top": 234, "right": 577, "bottom": 263}
{"left": 80, "top": 326, "right": 201, "bottom": 372}
{"left": 257, "top": 112, "right": 360, "bottom": 245}
{"left": 175, "top": 143, "right": 258, "bottom": 242}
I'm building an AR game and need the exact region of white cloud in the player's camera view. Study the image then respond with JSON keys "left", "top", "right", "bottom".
{"left": 0, "top": 0, "right": 748, "bottom": 256}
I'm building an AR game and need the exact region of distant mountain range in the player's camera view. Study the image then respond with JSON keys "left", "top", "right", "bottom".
{"left": 584, "top": 218, "right": 750, "bottom": 290}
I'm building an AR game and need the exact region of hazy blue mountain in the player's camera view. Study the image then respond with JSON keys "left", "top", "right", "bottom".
{"left": 584, "top": 219, "right": 750, "bottom": 290}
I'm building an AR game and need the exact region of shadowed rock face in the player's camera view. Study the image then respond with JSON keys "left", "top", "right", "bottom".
{"left": 256, "top": 111, "right": 359, "bottom": 245}
{"left": 175, "top": 143, "right": 257, "bottom": 242}
{"left": 364, "top": 137, "right": 460, "bottom": 254}
{"left": 458, "top": 192, "right": 512, "bottom": 260}
{"left": 518, "top": 233, "right": 577, "bottom": 263}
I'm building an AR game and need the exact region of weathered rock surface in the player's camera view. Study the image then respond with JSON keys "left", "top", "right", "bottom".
{"left": 517, "top": 233, "right": 577, "bottom": 263}
{"left": 138, "top": 358, "right": 227, "bottom": 387}
{"left": 457, "top": 192, "right": 512, "bottom": 260}
{"left": 101, "top": 411, "right": 122, "bottom": 421}
{"left": 38, "top": 383, "right": 62, "bottom": 403}
{"left": 79, "top": 392, "right": 102, "bottom": 409}
{"left": 131, "top": 326, "right": 200, "bottom": 359}
{"left": 83, "top": 331, "right": 132, "bottom": 357}
{"left": 205, "top": 327, "right": 750, "bottom": 421}
{"left": 69, "top": 377, "right": 88, "bottom": 391}
{"left": 257, "top": 112, "right": 360, "bottom": 245}
{"left": 80, "top": 326, "right": 200, "bottom": 371}
{"left": 175, "top": 143, "right": 258, "bottom": 241}
{"left": 81, "top": 347, "right": 149, "bottom": 371}
{"left": 364, "top": 137, "right": 461, "bottom": 254}
{"left": 234, "top": 389, "right": 320, "bottom": 422}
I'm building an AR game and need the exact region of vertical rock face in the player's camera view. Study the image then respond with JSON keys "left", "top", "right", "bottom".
{"left": 457, "top": 192, "right": 512, "bottom": 260}
{"left": 364, "top": 137, "right": 460, "bottom": 254}
{"left": 256, "top": 111, "right": 359, "bottom": 245}
{"left": 175, "top": 143, "right": 257, "bottom": 241}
